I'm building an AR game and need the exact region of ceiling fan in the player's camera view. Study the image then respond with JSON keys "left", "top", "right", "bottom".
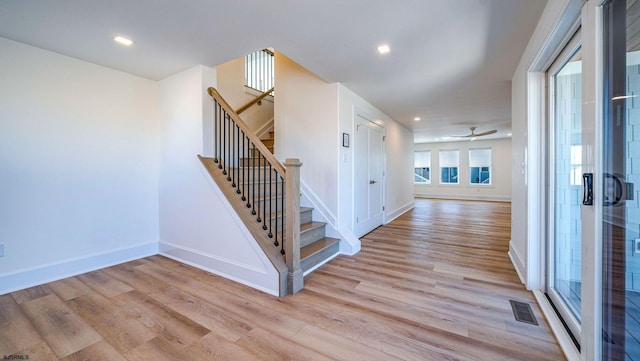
{"left": 452, "top": 126, "right": 497, "bottom": 138}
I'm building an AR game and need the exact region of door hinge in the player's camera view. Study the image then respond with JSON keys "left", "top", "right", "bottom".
{"left": 356, "top": 217, "right": 359, "bottom": 222}
{"left": 383, "top": 136, "right": 386, "bottom": 141}
{"left": 383, "top": 206, "right": 385, "bottom": 211}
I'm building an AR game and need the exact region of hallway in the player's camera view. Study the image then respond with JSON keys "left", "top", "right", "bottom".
{"left": 309, "top": 198, "right": 564, "bottom": 360}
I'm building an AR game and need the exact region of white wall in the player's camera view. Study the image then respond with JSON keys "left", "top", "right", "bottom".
{"left": 0, "top": 37, "right": 159, "bottom": 293}
{"left": 274, "top": 51, "right": 340, "bottom": 217}
{"left": 414, "top": 138, "right": 512, "bottom": 202}
{"left": 338, "top": 85, "right": 415, "bottom": 231}
{"left": 510, "top": 0, "right": 581, "bottom": 285}
{"left": 216, "top": 56, "right": 274, "bottom": 132}
{"left": 275, "top": 53, "right": 414, "bottom": 254}
{"left": 158, "top": 65, "right": 280, "bottom": 296}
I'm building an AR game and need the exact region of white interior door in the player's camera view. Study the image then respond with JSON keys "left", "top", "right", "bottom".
{"left": 354, "top": 115, "right": 384, "bottom": 237}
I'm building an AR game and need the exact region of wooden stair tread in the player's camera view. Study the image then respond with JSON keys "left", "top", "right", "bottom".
{"left": 300, "top": 221, "right": 326, "bottom": 233}
{"left": 301, "top": 237, "right": 340, "bottom": 259}
{"left": 277, "top": 221, "right": 326, "bottom": 239}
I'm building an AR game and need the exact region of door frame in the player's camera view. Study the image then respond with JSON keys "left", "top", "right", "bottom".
{"left": 352, "top": 110, "right": 386, "bottom": 237}
{"left": 525, "top": 1, "right": 604, "bottom": 360}
{"left": 545, "top": 28, "right": 583, "bottom": 339}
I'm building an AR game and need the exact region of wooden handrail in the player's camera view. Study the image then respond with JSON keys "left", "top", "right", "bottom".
{"left": 207, "top": 87, "right": 285, "bottom": 176}
{"left": 263, "top": 48, "right": 275, "bottom": 56}
{"left": 235, "top": 87, "right": 274, "bottom": 115}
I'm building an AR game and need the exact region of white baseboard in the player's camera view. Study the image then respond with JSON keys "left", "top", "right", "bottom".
{"left": 508, "top": 241, "right": 526, "bottom": 285}
{"left": 385, "top": 201, "right": 415, "bottom": 224}
{"left": 0, "top": 241, "right": 158, "bottom": 295}
{"left": 414, "top": 193, "right": 511, "bottom": 202}
{"left": 532, "top": 290, "right": 580, "bottom": 361}
{"left": 159, "top": 242, "right": 279, "bottom": 297}
{"left": 300, "top": 180, "right": 337, "bottom": 227}
{"left": 337, "top": 227, "right": 361, "bottom": 256}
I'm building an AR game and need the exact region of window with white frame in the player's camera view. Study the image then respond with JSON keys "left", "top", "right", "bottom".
{"left": 414, "top": 151, "right": 431, "bottom": 184}
{"left": 469, "top": 148, "right": 492, "bottom": 185}
{"left": 439, "top": 150, "right": 459, "bottom": 184}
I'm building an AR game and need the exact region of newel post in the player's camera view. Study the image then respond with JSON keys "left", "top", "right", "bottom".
{"left": 284, "top": 158, "right": 303, "bottom": 294}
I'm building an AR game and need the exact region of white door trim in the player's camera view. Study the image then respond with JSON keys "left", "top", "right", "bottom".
{"left": 353, "top": 111, "right": 385, "bottom": 237}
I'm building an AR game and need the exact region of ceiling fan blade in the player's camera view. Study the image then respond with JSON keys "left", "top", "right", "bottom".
{"left": 451, "top": 134, "right": 473, "bottom": 138}
{"left": 473, "top": 129, "right": 497, "bottom": 137}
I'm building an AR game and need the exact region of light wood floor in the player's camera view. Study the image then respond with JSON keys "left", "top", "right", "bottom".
{"left": 0, "top": 199, "right": 565, "bottom": 360}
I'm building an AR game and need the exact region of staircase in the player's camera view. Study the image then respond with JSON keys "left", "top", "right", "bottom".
{"left": 253, "top": 130, "right": 339, "bottom": 274}
{"left": 200, "top": 87, "right": 339, "bottom": 296}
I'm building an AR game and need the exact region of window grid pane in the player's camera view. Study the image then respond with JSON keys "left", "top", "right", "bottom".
{"left": 469, "top": 148, "right": 492, "bottom": 185}
{"left": 414, "top": 151, "right": 431, "bottom": 184}
{"left": 440, "top": 150, "right": 459, "bottom": 184}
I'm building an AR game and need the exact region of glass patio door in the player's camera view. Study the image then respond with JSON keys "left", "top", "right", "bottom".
{"left": 547, "top": 31, "right": 583, "bottom": 340}
{"left": 602, "top": 1, "right": 640, "bottom": 359}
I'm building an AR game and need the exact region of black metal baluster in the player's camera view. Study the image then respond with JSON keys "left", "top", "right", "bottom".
{"left": 273, "top": 171, "right": 279, "bottom": 247}
{"left": 226, "top": 115, "right": 232, "bottom": 181}
{"left": 213, "top": 102, "right": 218, "bottom": 164}
{"left": 256, "top": 152, "right": 262, "bottom": 223}
{"left": 217, "top": 105, "right": 223, "bottom": 169}
{"left": 222, "top": 111, "right": 227, "bottom": 174}
{"left": 246, "top": 135, "right": 250, "bottom": 203}
{"left": 268, "top": 167, "right": 273, "bottom": 238}
{"left": 263, "top": 155, "right": 268, "bottom": 231}
{"left": 236, "top": 125, "right": 241, "bottom": 194}
{"left": 241, "top": 132, "right": 246, "bottom": 201}
{"left": 231, "top": 123, "right": 236, "bottom": 188}
{"left": 246, "top": 139, "right": 252, "bottom": 208}
{"left": 251, "top": 142, "right": 256, "bottom": 215}
{"left": 267, "top": 161, "right": 272, "bottom": 234}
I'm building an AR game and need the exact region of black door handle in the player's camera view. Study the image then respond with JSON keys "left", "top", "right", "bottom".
{"left": 583, "top": 173, "right": 593, "bottom": 206}
{"left": 604, "top": 173, "right": 624, "bottom": 206}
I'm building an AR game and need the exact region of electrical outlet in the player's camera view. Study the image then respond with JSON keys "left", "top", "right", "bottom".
{"left": 0, "top": 243, "right": 4, "bottom": 257}
{"left": 634, "top": 239, "right": 640, "bottom": 255}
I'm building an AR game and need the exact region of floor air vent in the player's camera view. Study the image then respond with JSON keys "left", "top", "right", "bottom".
{"left": 509, "top": 300, "right": 538, "bottom": 325}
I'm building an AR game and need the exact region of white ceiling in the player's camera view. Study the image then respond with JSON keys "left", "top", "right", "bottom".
{"left": 0, "top": 0, "right": 547, "bottom": 143}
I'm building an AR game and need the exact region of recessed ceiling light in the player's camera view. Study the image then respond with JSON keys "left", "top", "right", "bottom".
{"left": 377, "top": 44, "right": 390, "bottom": 54}
{"left": 414, "top": 117, "right": 421, "bottom": 121}
{"left": 113, "top": 35, "right": 134, "bottom": 46}
{"left": 508, "top": 133, "right": 512, "bottom": 137}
